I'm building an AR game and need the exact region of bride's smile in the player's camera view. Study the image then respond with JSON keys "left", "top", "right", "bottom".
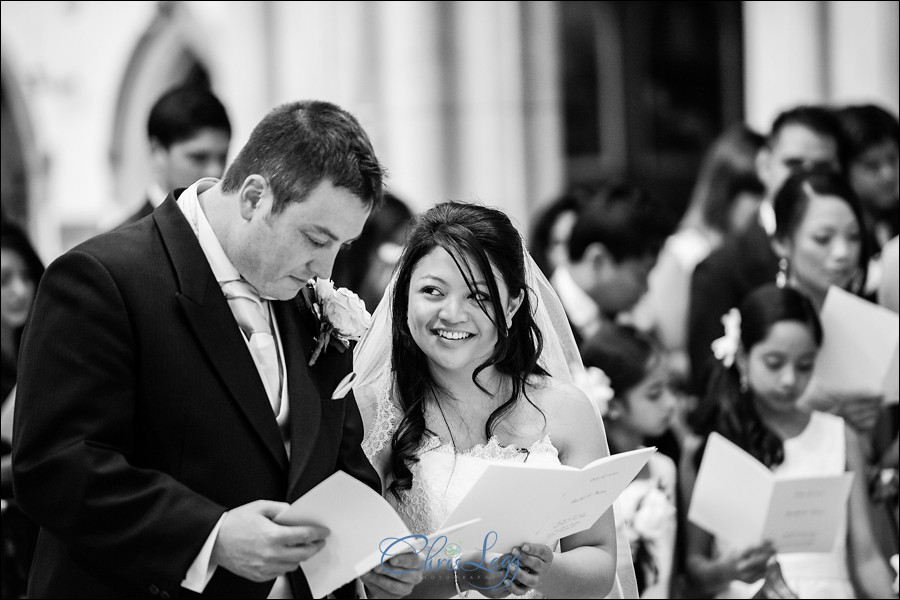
{"left": 407, "top": 246, "right": 512, "bottom": 372}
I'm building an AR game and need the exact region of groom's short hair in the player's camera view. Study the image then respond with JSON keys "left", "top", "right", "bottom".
{"left": 221, "top": 100, "right": 386, "bottom": 214}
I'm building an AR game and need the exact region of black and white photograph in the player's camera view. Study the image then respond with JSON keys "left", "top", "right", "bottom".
{"left": 1, "top": 2, "right": 898, "bottom": 598}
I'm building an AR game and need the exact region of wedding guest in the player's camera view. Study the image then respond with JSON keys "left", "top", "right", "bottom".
{"left": 579, "top": 325, "right": 678, "bottom": 598}
{"left": 835, "top": 104, "right": 899, "bottom": 254}
{"left": 116, "top": 85, "right": 231, "bottom": 227}
{"left": 331, "top": 192, "right": 413, "bottom": 311}
{"left": 354, "top": 201, "right": 636, "bottom": 598}
{"left": 775, "top": 169, "right": 900, "bottom": 572}
{"left": 12, "top": 100, "right": 422, "bottom": 598}
{"left": 552, "top": 182, "right": 669, "bottom": 348}
{"left": 769, "top": 168, "right": 885, "bottom": 425}
{"left": 0, "top": 221, "right": 43, "bottom": 404}
{"left": 631, "top": 124, "right": 765, "bottom": 382}
{"left": 0, "top": 220, "right": 43, "bottom": 600}
{"left": 688, "top": 106, "right": 843, "bottom": 395}
{"left": 683, "top": 284, "right": 894, "bottom": 598}
{"left": 529, "top": 192, "right": 582, "bottom": 279}
{"left": 770, "top": 168, "right": 869, "bottom": 309}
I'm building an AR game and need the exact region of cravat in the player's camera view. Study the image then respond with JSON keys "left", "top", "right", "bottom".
{"left": 220, "top": 279, "right": 282, "bottom": 415}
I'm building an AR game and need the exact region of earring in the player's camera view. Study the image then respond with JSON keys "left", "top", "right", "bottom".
{"left": 775, "top": 257, "right": 789, "bottom": 289}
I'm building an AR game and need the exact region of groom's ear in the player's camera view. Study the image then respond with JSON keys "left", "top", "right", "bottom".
{"left": 238, "top": 174, "right": 269, "bottom": 221}
{"left": 505, "top": 290, "right": 525, "bottom": 328}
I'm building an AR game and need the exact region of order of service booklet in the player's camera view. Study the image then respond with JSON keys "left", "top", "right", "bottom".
{"left": 687, "top": 432, "right": 853, "bottom": 554}
{"left": 275, "top": 445, "right": 655, "bottom": 598}
{"left": 811, "top": 285, "right": 900, "bottom": 403}
{"left": 437, "top": 445, "right": 656, "bottom": 552}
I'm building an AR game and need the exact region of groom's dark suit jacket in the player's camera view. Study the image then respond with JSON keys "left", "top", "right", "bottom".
{"left": 12, "top": 195, "right": 379, "bottom": 598}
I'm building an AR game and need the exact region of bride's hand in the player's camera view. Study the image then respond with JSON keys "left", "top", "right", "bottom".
{"left": 504, "top": 544, "right": 554, "bottom": 596}
{"left": 457, "top": 548, "right": 532, "bottom": 599}
{"left": 460, "top": 544, "right": 554, "bottom": 597}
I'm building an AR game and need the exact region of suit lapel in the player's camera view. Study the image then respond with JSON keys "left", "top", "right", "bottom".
{"left": 275, "top": 300, "right": 323, "bottom": 500}
{"left": 154, "top": 197, "right": 289, "bottom": 471}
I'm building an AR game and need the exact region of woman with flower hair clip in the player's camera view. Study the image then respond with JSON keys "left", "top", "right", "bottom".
{"left": 579, "top": 325, "right": 678, "bottom": 598}
{"left": 682, "top": 284, "right": 894, "bottom": 599}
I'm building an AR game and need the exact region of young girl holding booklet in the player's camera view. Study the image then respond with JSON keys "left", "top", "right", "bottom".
{"left": 579, "top": 325, "right": 678, "bottom": 598}
{"left": 683, "top": 283, "right": 893, "bottom": 598}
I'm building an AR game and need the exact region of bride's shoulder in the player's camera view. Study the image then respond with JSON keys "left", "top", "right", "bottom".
{"left": 526, "top": 377, "right": 605, "bottom": 465}
{"left": 527, "top": 377, "right": 600, "bottom": 427}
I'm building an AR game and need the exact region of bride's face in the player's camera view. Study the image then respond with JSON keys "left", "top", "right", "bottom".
{"left": 406, "top": 246, "right": 511, "bottom": 375}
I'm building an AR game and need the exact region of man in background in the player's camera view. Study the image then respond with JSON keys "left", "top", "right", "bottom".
{"left": 118, "top": 85, "right": 231, "bottom": 226}
{"left": 552, "top": 182, "right": 669, "bottom": 347}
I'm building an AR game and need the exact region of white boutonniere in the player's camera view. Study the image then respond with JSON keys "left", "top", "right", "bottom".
{"left": 301, "top": 278, "right": 372, "bottom": 366}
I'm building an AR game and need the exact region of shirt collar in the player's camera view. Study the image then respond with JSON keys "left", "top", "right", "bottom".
{"left": 176, "top": 178, "right": 241, "bottom": 285}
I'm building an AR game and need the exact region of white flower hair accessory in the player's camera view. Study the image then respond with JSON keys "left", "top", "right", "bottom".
{"left": 573, "top": 366, "right": 615, "bottom": 417}
{"left": 301, "top": 278, "right": 372, "bottom": 366}
{"left": 711, "top": 308, "right": 741, "bottom": 368}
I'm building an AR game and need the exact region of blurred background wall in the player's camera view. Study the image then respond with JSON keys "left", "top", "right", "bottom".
{"left": 2, "top": 0, "right": 898, "bottom": 263}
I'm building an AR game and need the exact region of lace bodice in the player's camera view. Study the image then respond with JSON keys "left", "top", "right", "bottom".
{"left": 389, "top": 433, "right": 562, "bottom": 538}
{"left": 356, "top": 375, "right": 635, "bottom": 598}
{"left": 389, "top": 433, "right": 561, "bottom": 599}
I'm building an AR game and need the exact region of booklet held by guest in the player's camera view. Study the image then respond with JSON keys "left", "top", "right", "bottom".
{"left": 811, "top": 285, "right": 900, "bottom": 403}
{"left": 688, "top": 433, "right": 853, "bottom": 553}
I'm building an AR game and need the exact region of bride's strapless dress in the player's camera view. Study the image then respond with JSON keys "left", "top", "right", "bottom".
{"left": 391, "top": 432, "right": 562, "bottom": 537}
{"left": 358, "top": 369, "right": 636, "bottom": 598}
{"left": 389, "top": 433, "right": 561, "bottom": 599}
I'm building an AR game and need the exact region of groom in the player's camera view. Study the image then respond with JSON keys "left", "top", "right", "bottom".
{"left": 12, "top": 100, "right": 422, "bottom": 598}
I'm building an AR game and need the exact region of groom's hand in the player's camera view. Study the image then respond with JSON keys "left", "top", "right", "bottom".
{"left": 362, "top": 551, "right": 425, "bottom": 598}
{"left": 211, "top": 500, "right": 330, "bottom": 583}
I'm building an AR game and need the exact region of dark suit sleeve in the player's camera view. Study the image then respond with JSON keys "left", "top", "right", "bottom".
{"left": 336, "top": 394, "right": 380, "bottom": 599}
{"left": 12, "top": 250, "right": 224, "bottom": 594}
{"left": 687, "top": 254, "right": 735, "bottom": 395}
{"left": 337, "top": 389, "right": 381, "bottom": 494}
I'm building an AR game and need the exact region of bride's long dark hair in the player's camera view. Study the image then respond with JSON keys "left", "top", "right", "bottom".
{"left": 387, "top": 201, "right": 548, "bottom": 500}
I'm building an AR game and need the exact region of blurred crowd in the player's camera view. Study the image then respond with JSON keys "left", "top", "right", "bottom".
{"left": 524, "top": 102, "right": 899, "bottom": 598}
{"left": 2, "top": 85, "right": 898, "bottom": 598}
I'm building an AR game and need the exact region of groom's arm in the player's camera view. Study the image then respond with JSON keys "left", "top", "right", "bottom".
{"left": 12, "top": 250, "right": 226, "bottom": 594}
{"left": 332, "top": 347, "right": 381, "bottom": 492}
{"left": 328, "top": 356, "right": 423, "bottom": 597}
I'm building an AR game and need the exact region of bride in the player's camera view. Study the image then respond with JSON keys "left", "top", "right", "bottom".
{"left": 353, "top": 201, "right": 637, "bottom": 598}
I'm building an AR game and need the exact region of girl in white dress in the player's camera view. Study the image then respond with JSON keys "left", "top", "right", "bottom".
{"left": 354, "top": 201, "right": 634, "bottom": 598}
{"left": 683, "top": 284, "right": 894, "bottom": 598}
{"left": 579, "top": 325, "right": 678, "bottom": 598}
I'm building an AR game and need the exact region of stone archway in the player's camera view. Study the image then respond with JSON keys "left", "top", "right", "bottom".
{"left": 108, "top": 1, "right": 214, "bottom": 212}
